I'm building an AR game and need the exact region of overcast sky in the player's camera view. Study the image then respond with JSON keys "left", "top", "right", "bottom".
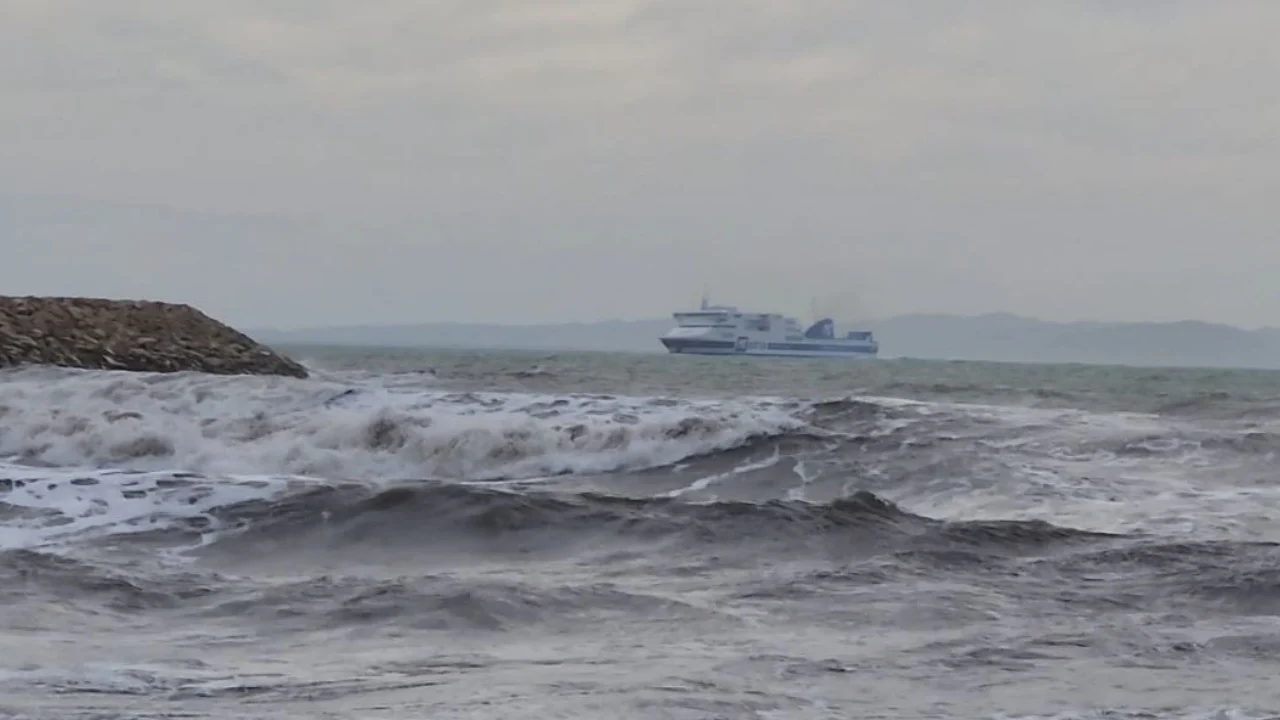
{"left": 3, "top": 1, "right": 1279, "bottom": 329}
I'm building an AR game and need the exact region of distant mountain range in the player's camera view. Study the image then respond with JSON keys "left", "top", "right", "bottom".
{"left": 248, "top": 313, "right": 1280, "bottom": 370}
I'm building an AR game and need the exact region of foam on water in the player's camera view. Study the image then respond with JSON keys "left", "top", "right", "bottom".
{"left": 5, "top": 365, "right": 1280, "bottom": 552}
{"left": 0, "top": 366, "right": 815, "bottom": 550}
{"left": 5, "top": 356, "right": 1280, "bottom": 717}
{"left": 801, "top": 706, "right": 1280, "bottom": 720}
{"left": 663, "top": 445, "right": 784, "bottom": 499}
{"left": 0, "top": 463, "right": 301, "bottom": 550}
{"left": 0, "top": 366, "right": 805, "bottom": 483}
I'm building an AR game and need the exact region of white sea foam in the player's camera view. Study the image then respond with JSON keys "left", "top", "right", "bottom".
{"left": 4, "top": 366, "right": 1277, "bottom": 550}
{"left": 0, "top": 366, "right": 806, "bottom": 483}
{"left": 0, "top": 465, "right": 304, "bottom": 550}
{"left": 0, "top": 366, "right": 813, "bottom": 550}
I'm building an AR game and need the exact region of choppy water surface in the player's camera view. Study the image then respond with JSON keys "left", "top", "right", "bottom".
{"left": 3, "top": 346, "right": 1280, "bottom": 719}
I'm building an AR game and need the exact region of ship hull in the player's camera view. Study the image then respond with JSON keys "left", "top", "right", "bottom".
{"left": 661, "top": 337, "right": 877, "bottom": 358}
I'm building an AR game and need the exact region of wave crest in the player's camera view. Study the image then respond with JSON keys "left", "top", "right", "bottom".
{"left": 0, "top": 368, "right": 811, "bottom": 481}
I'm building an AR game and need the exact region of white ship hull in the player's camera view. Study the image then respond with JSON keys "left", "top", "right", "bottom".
{"left": 659, "top": 300, "right": 879, "bottom": 359}
{"left": 660, "top": 335, "right": 877, "bottom": 358}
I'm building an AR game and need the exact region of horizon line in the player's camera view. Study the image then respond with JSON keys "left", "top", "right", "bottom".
{"left": 248, "top": 312, "right": 1280, "bottom": 334}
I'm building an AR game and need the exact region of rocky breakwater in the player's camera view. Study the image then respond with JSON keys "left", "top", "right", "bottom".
{"left": 0, "top": 296, "right": 308, "bottom": 378}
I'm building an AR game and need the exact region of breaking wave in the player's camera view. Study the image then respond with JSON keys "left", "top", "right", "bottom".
{"left": 3, "top": 364, "right": 1279, "bottom": 555}
{"left": 0, "top": 366, "right": 812, "bottom": 482}
{"left": 6, "top": 357, "right": 1280, "bottom": 717}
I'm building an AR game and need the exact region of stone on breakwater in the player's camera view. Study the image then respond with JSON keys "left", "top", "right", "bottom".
{"left": 0, "top": 296, "right": 308, "bottom": 378}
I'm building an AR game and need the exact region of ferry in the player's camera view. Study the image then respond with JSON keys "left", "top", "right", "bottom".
{"left": 659, "top": 297, "right": 879, "bottom": 359}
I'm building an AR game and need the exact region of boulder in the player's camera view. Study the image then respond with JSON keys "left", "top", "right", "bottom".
{"left": 0, "top": 296, "right": 308, "bottom": 378}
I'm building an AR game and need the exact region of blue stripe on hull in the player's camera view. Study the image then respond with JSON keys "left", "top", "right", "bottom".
{"left": 765, "top": 343, "right": 876, "bottom": 354}
{"left": 686, "top": 348, "right": 875, "bottom": 356}
{"left": 662, "top": 337, "right": 877, "bottom": 358}
{"left": 663, "top": 340, "right": 876, "bottom": 358}
{"left": 671, "top": 349, "right": 878, "bottom": 359}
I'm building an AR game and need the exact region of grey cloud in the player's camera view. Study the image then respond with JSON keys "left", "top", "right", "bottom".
{"left": 1, "top": 1, "right": 1278, "bottom": 328}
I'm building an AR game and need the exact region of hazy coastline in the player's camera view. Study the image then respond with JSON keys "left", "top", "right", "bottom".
{"left": 249, "top": 312, "right": 1280, "bottom": 370}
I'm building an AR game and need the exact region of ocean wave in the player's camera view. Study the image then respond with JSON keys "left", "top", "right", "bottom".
{"left": 199, "top": 575, "right": 730, "bottom": 633}
{"left": 1042, "top": 427, "right": 1280, "bottom": 459}
{"left": 194, "top": 483, "right": 1122, "bottom": 566}
{"left": 1038, "top": 539, "right": 1280, "bottom": 615}
{"left": 0, "top": 549, "right": 214, "bottom": 614}
{"left": 0, "top": 457, "right": 1116, "bottom": 556}
{"left": 0, "top": 366, "right": 812, "bottom": 482}
{"left": 5, "top": 366, "right": 1279, "bottom": 557}
{"left": 9, "top": 474, "right": 1280, "bottom": 631}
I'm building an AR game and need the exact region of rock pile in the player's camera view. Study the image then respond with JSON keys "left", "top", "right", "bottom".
{"left": 0, "top": 296, "right": 308, "bottom": 378}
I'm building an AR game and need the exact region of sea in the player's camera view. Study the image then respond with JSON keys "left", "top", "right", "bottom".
{"left": 2, "top": 346, "right": 1280, "bottom": 720}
